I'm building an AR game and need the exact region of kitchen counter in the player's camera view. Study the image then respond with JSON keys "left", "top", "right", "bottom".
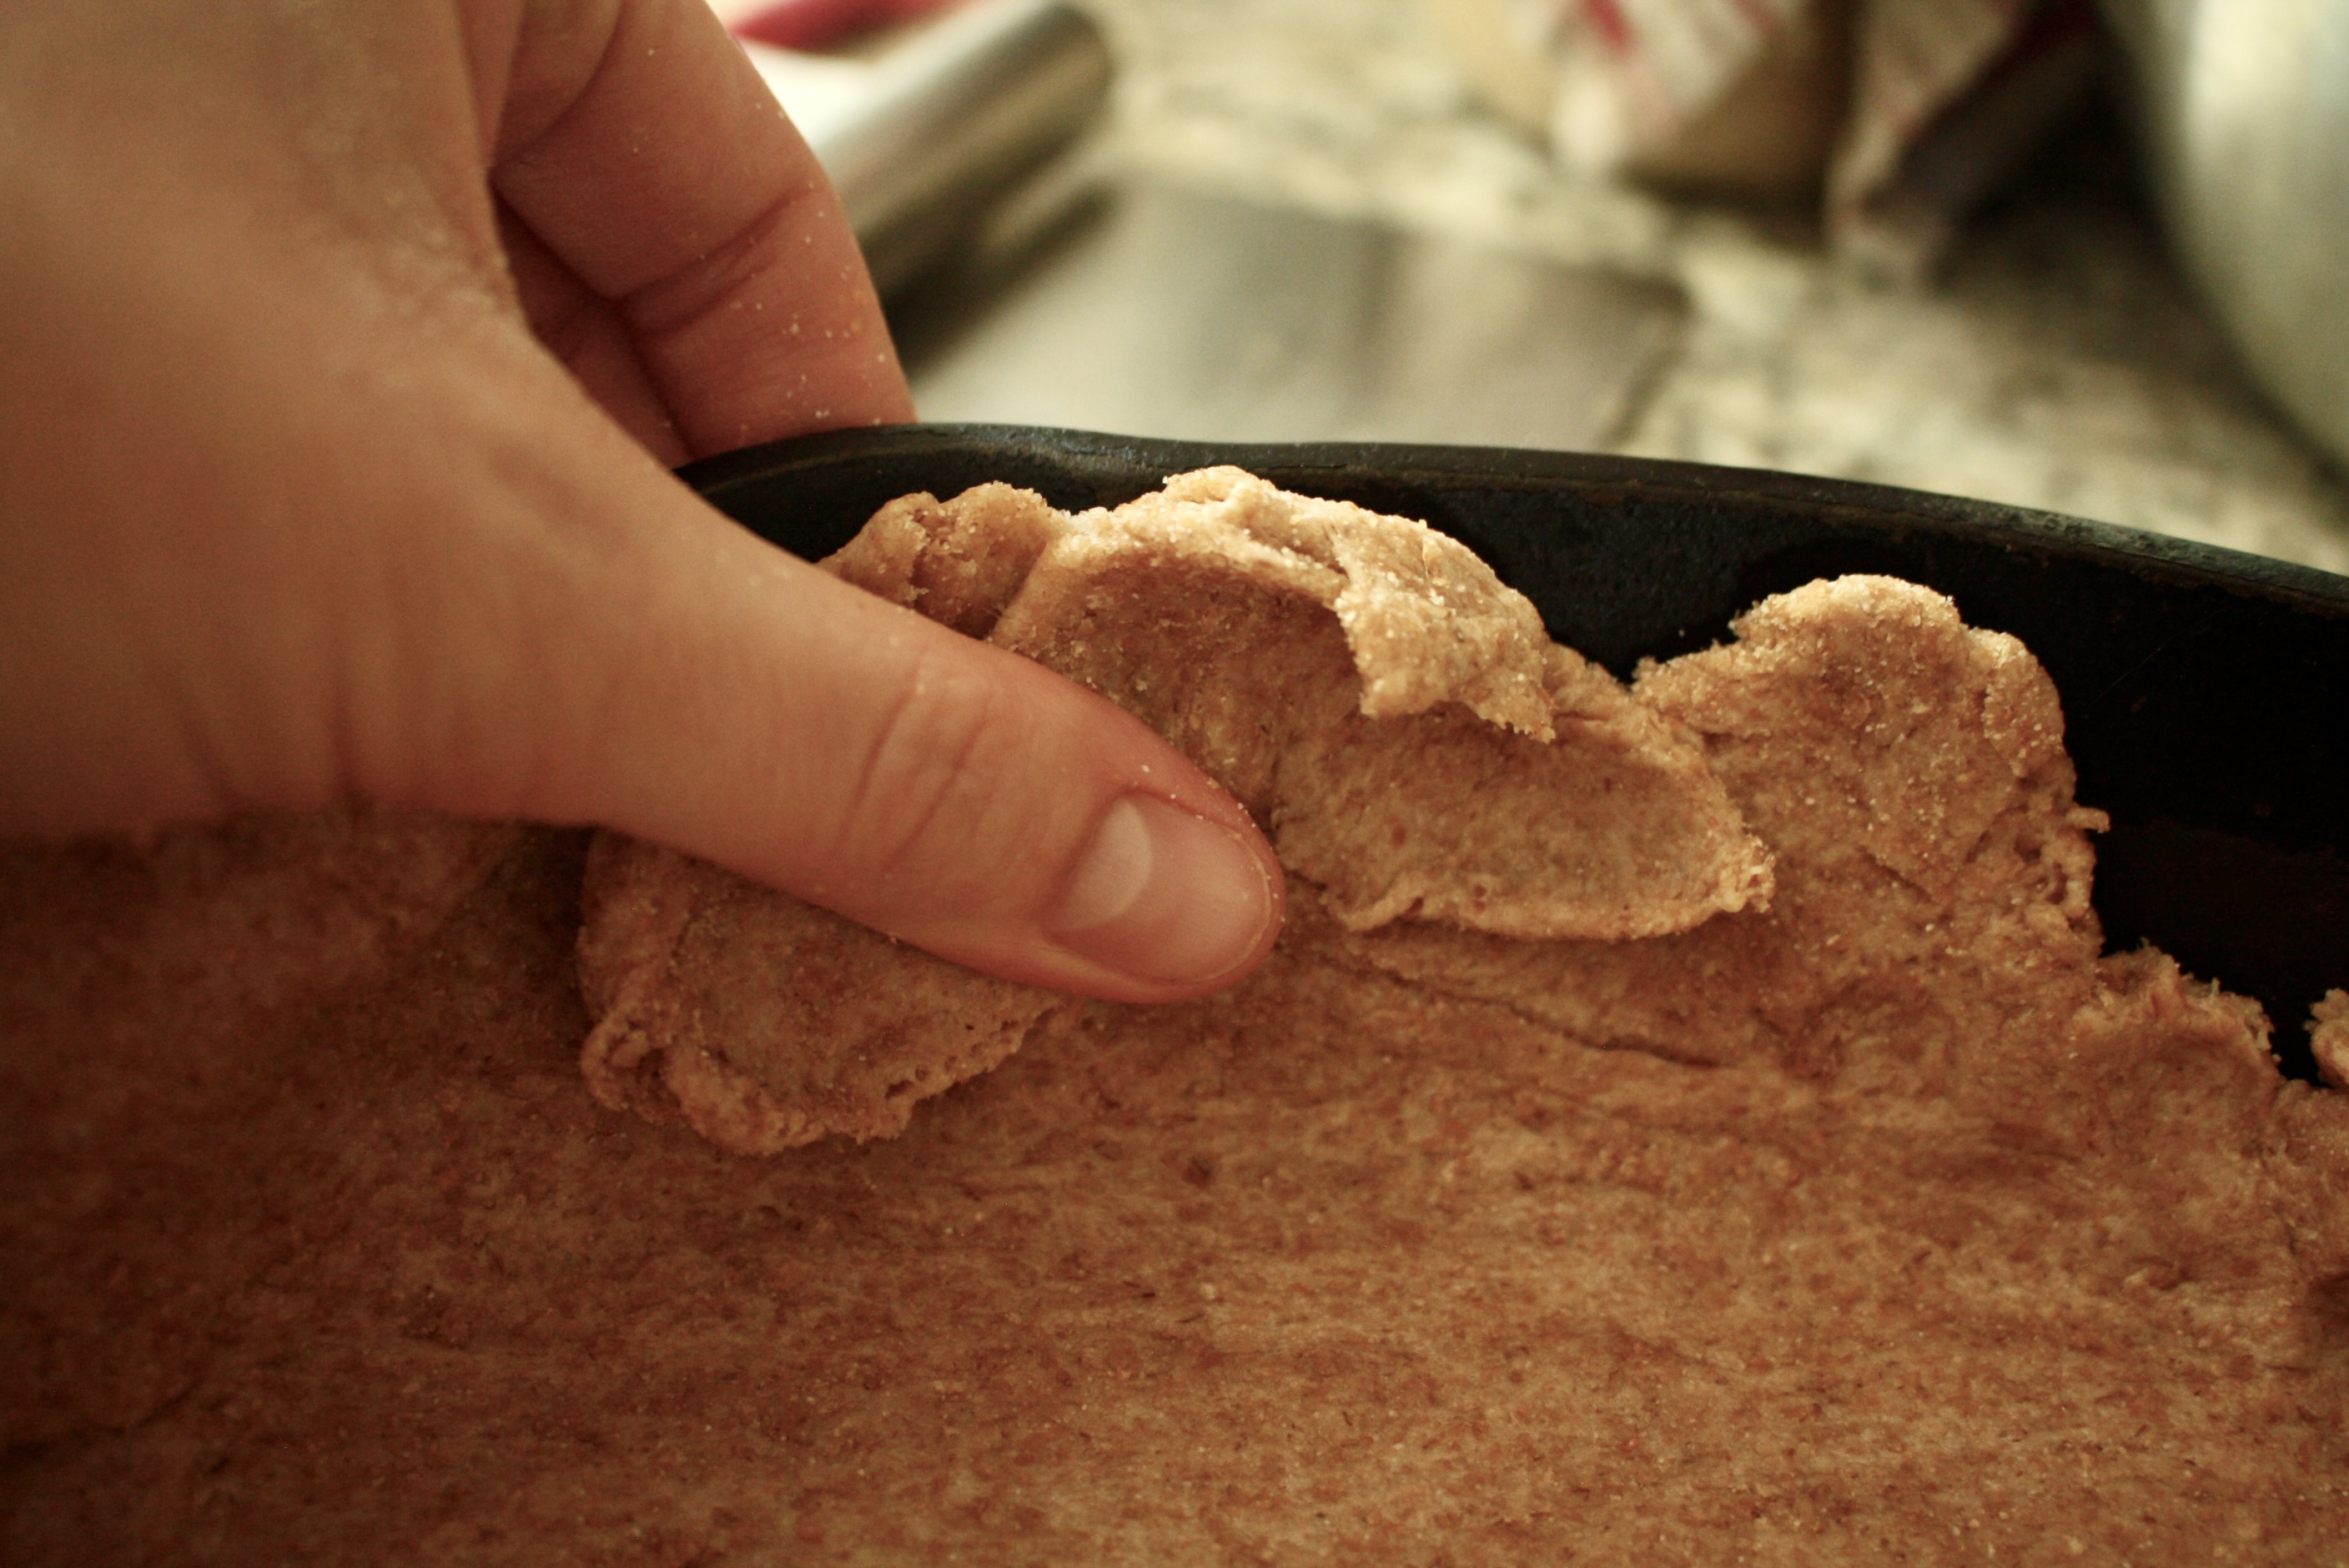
{"left": 713, "top": 0, "right": 2349, "bottom": 573}
{"left": 1067, "top": 0, "right": 2349, "bottom": 574}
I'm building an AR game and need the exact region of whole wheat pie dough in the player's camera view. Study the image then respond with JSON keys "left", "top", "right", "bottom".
{"left": 578, "top": 470, "right": 1774, "bottom": 1152}
{"left": 3, "top": 472, "right": 2346, "bottom": 1565}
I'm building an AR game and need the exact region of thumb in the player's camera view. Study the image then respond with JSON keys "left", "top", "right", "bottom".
{"left": 425, "top": 425, "right": 1286, "bottom": 1004}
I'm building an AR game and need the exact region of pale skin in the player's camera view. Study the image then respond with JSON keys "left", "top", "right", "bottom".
{"left": 0, "top": 0, "right": 1283, "bottom": 1000}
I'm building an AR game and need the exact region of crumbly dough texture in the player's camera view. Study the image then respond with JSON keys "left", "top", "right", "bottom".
{"left": 576, "top": 829, "right": 1058, "bottom": 1152}
{"left": 2316, "top": 988, "right": 2349, "bottom": 1091}
{"left": 579, "top": 470, "right": 1773, "bottom": 1152}
{"left": 3, "top": 481, "right": 2346, "bottom": 1564}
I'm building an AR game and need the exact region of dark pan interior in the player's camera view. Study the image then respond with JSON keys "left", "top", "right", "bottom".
{"left": 682, "top": 424, "right": 2349, "bottom": 1080}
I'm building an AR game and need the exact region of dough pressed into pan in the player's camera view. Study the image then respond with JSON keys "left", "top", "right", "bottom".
{"left": 579, "top": 469, "right": 1773, "bottom": 1152}
{"left": 4, "top": 474, "right": 2345, "bottom": 1565}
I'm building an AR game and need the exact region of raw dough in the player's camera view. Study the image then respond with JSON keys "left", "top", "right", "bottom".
{"left": 4, "top": 477, "right": 2344, "bottom": 1564}
{"left": 578, "top": 470, "right": 1773, "bottom": 1152}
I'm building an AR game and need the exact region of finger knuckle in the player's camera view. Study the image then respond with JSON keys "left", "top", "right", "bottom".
{"left": 837, "top": 648, "right": 1029, "bottom": 897}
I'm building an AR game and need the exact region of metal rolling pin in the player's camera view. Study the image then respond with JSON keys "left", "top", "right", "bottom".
{"left": 792, "top": 0, "right": 1114, "bottom": 295}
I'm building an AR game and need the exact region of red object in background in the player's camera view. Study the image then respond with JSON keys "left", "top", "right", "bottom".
{"left": 731, "top": 0, "right": 960, "bottom": 51}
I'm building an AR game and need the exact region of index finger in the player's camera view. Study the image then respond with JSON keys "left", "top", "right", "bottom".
{"left": 488, "top": 0, "right": 911, "bottom": 455}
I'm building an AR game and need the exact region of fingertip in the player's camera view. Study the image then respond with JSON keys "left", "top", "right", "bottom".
{"left": 1046, "top": 792, "right": 1285, "bottom": 998}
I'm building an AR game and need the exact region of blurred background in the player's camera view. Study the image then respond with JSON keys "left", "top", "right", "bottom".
{"left": 708, "top": 0, "right": 2349, "bottom": 574}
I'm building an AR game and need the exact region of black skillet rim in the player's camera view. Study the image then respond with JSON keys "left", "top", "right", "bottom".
{"left": 681, "top": 422, "right": 2349, "bottom": 616}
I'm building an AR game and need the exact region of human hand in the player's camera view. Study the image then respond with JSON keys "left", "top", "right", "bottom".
{"left": 0, "top": 0, "right": 1281, "bottom": 1000}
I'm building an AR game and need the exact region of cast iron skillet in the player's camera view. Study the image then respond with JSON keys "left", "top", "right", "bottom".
{"left": 682, "top": 424, "right": 2349, "bottom": 1082}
